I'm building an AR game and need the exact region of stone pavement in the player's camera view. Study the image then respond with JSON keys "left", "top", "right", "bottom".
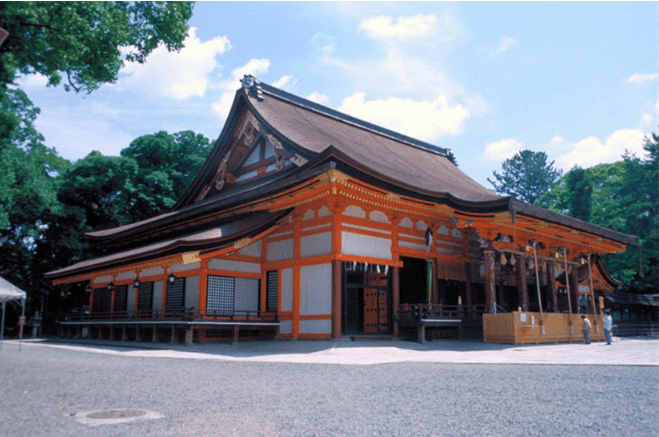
{"left": 8, "top": 336, "right": 658, "bottom": 366}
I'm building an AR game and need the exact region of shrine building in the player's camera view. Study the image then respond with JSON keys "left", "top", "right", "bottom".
{"left": 46, "top": 76, "right": 639, "bottom": 344}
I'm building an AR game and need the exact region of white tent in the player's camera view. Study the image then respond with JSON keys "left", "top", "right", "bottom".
{"left": 0, "top": 276, "right": 27, "bottom": 350}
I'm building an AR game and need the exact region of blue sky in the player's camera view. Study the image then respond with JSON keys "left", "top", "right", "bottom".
{"left": 19, "top": 1, "right": 658, "bottom": 187}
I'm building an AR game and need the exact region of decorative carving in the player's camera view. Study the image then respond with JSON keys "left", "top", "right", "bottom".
{"left": 233, "top": 238, "right": 252, "bottom": 250}
{"left": 181, "top": 252, "right": 201, "bottom": 264}
{"left": 214, "top": 157, "right": 229, "bottom": 192}
{"left": 386, "top": 193, "right": 401, "bottom": 202}
{"left": 290, "top": 154, "right": 308, "bottom": 167}
{"left": 493, "top": 212, "right": 511, "bottom": 224}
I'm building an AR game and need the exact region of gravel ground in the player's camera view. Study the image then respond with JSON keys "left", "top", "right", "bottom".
{"left": 1, "top": 343, "right": 657, "bottom": 437}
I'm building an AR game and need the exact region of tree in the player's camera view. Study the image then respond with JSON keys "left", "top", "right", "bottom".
{"left": 488, "top": 150, "right": 563, "bottom": 204}
{"left": 566, "top": 166, "right": 592, "bottom": 221}
{"left": 537, "top": 135, "right": 659, "bottom": 293}
{"left": 0, "top": 2, "right": 194, "bottom": 92}
{"left": 121, "top": 130, "right": 212, "bottom": 221}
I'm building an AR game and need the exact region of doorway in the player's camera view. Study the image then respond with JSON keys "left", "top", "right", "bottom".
{"left": 399, "top": 257, "right": 428, "bottom": 304}
{"left": 342, "top": 263, "right": 391, "bottom": 335}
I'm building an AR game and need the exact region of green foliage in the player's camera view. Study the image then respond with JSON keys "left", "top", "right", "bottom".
{"left": 57, "top": 151, "right": 138, "bottom": 231}
{"left": 0, "top": 87, "right": 44, "bottom": 152}
{"left": 0, "top": 1, "right": 194, "bottom": 92}
{"left": 488, "top": 150, "right": 563, "bottom": 204}
{"left": 537, "top": 135, "right": 658, "bottom": 293}
{"left": 566, "top": 167, "right": 592, "bottom": 221}
{"left": 120, "top": 130, "right": 212, "bottom": 220}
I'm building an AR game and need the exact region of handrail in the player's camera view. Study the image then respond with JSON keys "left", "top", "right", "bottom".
{"left": 62, "top": 307, "right": 278, "bottom": 323}
{"left": 398, "top": 303, "right": 488, "bottom": 320}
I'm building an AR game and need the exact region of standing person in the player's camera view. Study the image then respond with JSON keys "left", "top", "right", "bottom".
{"left": 603, "top": 309, "right": 613, "bottom": 345}
{"left": 581, "top": 315, "right": 592, "bottom": 344}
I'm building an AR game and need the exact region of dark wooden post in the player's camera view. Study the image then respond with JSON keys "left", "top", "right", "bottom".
{"left": 518, "top": 256, "right": 529, "bottom": 311}
{"left": 569, "top": 265, "right": 580, "bottom": 313}
{"left": 464, "top": 262, "right": 473, "bottom": 310}
{"left": 484, "top": 250, "right": 496, "bottom": 313}
{"left": 392, "top": 266, "right": 400, "bottom": 337}
{"left": 431, "top": 258, "right": 438, "bottom": 304}
{"left": 548, "top": 261, "right": 558, "bottom": 312}
{"left": 332, "top": 260, "right": 342, "bottom": 338}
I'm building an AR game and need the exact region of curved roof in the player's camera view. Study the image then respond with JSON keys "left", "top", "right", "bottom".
{"left": 248, "top": 83, "right": 502, "bottom": 203}
{"left": 45, "top": 210, "right": 289, "bottom": 281}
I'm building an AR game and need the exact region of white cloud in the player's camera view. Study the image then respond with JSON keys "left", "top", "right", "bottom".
{"left": 338, "top": 92, "right": 470, "bottom": 142}
{"left": 16, "top": 73, "right": 50, "bottom": 88}
{"left": 119, "top": 27, "right": 231, "bottom": 100}
{"left": 488, "top": 36, "right": 517, "bottom": 58}
{"left": 484, "top": 138, "right": 523, "bottom": 161}
{"left": 624, "top": 73, "right": 658, "bottom": 84}
{"left": 35, "top": 109, "right": 134, "bottom": 161}
{"left": 306, "top": 91, "right": 329, "bottom": 104}
{"left": 212, "top": 59, "right": 271, "bottom": 120}
{"left": 273, "top": 75, "right": 296, "bottom": 88}
{"left": 359, "top": 14, "right": 437, "bottom": 40}
{"left": 554, "top": 129, "right": 647, "bottom": 171}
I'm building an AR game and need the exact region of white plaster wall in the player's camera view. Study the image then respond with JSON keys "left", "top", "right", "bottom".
{"left": 370, "top": 210, "right": 389, "bottom": 223}
{"left": 185, "top": 275, "right": 199, "bottom": 310}
{"left": 400, "top": 241, "right": 430, "bottom": 251}
{"left": 127, "top": 285, "right": 136, "bottom": 315}
{"left": 239, "top": 240, "right": 262, "bottom": 258}
{"left": 267, "top": 239, "right": 293, "bottom": 262}
{"left": 141, "top": 266, "right": 164, "bottom": 278}
{"left": 279, "top": 320, "right": 292, "bottom": 334}
{"left": 302, "top": 208, "right": 315, "bottom": 221}
{"left": 300, "top": 232, "right": 332, "bottom": 258}
{"left": 116, "top": 271, "right": 136, "bottom": 281}
{"left": 208, "top": 259, "right": 261, "bottom": 274}
{"left": 300, "top": 319, "right": 332, "bottom": 334}
{"left": 281, "top": 268, "right": 293, "bottom": 312}
{"left": 93, "top": 275, "right": 112, "bottom": 285}
{"left": 341, "top": 231, "right": 392, "bottom": 259}
{"left": 172, "top": 262, "right": 200, "bottom": 273}
{"left": 152, "top": 281, "right": 163, "bottom": 311}
{"left": 343, "top": 205, "right": 366, "bottom": 218}
{"left": 318, "top": 205, "right": 331, "bottom": 217}
{"left": 300, "top": 263, "right": 332, "bottom": 315}
{"left": 234, "top": 278, "right": 259, "bottom": 312}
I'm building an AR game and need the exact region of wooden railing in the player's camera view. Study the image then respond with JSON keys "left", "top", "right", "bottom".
{"left": 63, "top": 308, "right": 278, "bottom": 323}
{"left": 398, "top": 303, "right": 488, "bottom": 321}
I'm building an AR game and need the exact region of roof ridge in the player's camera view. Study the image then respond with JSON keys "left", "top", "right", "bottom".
{"left": 255, "top": 80, "right": 450, "bottom": 158}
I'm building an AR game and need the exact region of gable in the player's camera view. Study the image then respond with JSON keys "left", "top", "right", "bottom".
{"left": 191, "top": 105, "right": 310, "bottom": 204}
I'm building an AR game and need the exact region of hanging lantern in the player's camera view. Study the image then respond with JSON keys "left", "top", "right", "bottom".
{"left": 500, "top": 253, "right": 507, "bottom": 265}
{"left": 510, "top": 255, "right": 517, "bottom": 266}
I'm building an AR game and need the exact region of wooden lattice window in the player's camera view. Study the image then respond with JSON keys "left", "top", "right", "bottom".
{"left": 207, "top": 275, "right": 235, "bottom": 315}
{"left": 166, "top": 278, "right": 185, "bottom": 310}
{"left": 138, "top": 282, "right": 154, "bottom": 313}
{"left": 92, "top": 287, "right": 111, "bottom": 313}
{"left": 266, "top": 271, "right": 278, "bottom": 312}
{"left": 114, "top": 285, "right": 128, "bottom": 312}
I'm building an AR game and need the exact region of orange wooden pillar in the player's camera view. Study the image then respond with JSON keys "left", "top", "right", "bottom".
{"left": 484, "top": 250, "right": 496, "bottom": 313}
{"left": 292, "top": 212, "right": 302, "bottom": 339}
{"left": 199, "top": 260, "right": 209, "bottom": 318}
